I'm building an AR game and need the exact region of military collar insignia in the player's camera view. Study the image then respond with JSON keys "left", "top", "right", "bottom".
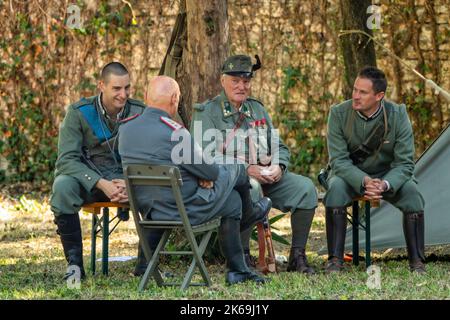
{"left": 220, "top": 92, "right": 252, "bottom": 118}
{"left": 239, "top": 103, "right": 252, "bottom": 117}
{"left": 222, "top": 100, "right": 234, "bottom": 117}
{"left": 160, "top": 116, "right": 184, "bottom": 131}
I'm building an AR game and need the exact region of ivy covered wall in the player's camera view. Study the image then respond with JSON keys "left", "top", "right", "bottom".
{"left": 1, "top": 0, "right": 449, "bottom": 187}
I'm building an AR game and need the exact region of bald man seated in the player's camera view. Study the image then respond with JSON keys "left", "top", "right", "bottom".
{"left": 118, "top": 76, "right": 271, "bottom": 285}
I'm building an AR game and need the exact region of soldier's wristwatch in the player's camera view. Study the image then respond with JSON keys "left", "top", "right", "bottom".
{"left": 279, "top": 164, "right": 287, "bottom": 175}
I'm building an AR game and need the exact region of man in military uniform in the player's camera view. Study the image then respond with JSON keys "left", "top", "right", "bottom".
{"left": 190, "top": 55, "right": 318, "bottom": 274}
{"left": 119, "top": 75, "right": 271, "bottom": 285}
{"left": 324, "top": 66, "right": 426, "bottom": 273}
{"left": 50, "top": 62, "right": 147, "bottom": 279}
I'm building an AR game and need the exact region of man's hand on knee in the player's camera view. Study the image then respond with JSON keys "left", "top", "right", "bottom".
{"left": 96, "top": 178, "right": 128, "bottom": 203}
{"left": 112, "top": 179, "right": 128, "bottom": 202}
{"left": 198, "top": 179, "right": 214, "bottom": 189}
{"left": 264, "top": 165, "right": 282, "bottom": 183}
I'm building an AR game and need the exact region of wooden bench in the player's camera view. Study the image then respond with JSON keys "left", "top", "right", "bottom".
{"left": 318, "top": 193, "right": 380, "bottom": 268}
{"left": 350, "top": 196, "right": 380, "bottom": 267}
{"left": 81, "top": 202, "right": 130, "bottom": 275}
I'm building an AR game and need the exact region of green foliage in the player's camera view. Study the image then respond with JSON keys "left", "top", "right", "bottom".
{"left": 14, "top": 195, "right": 49, "bottom": 214}
{"left": 0, "top": 1, "right": 138, "bottom": 184}
{"left": 0, "top": 88, "right": 58, "bottom": 184}
{"left": 273, "top": 64, "right": 330, "bottom": 180}
{"left": 282, "top": 66, "right": 305, "bottom": 101}
{"left": 403, "top": 86, "right": 437, "bottom": 155}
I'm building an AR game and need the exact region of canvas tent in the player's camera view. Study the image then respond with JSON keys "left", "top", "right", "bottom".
{"left": 343, "top": 123, "right": 450, "bottom": 251}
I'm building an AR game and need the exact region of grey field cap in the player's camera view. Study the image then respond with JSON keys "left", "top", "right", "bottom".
{"left": 221, "top": 54, "right": 261, "bottom": 78}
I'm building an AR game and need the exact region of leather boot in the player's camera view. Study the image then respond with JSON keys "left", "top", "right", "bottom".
{"left": 133, "top": 244, "right": 147, "bottom": 277}
{"left": 54, "top": 213, "right": 86, "bottom": 280}
{"left": 287, "top": 247, "right": 315, "bottom": 274}
{"left": 219, "top": 217, "right": 269, "bottom": 285}
{"left": 240, "top": 197, "right": 272, "bottom": 232}
{"left": 235, "top": 178, "right": 272, "bottom": 232}
{"left": 325, "top": 207, "right": 347, "bottom": 273}
{"left": 403, "top": 212, "right": 426, "bottom": 273}
{"left": 244, "top": 249, "right": 257, "bottom": 269}
{"left": 134, "top": 229, "right": 165, "bottom": 276}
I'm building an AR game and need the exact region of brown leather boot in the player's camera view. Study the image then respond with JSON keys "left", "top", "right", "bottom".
{"left": 403, "top": 212, "right": 426, "bottom": 274}
{"left": 287, "top": 247, "right": 315, "bottom": 274}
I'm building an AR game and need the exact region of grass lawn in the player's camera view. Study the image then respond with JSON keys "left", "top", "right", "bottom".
{"left": 1, "top": 187, "right": 450, "bottom": 300}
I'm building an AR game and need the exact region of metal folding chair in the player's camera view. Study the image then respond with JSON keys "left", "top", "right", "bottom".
{"left": 124, "top": 164, "right": 220, "bottom": 291}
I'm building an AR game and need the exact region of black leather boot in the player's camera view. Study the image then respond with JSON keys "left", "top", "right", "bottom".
{"left": 54, "top": 213, "right": 86, "bottom": 280}
{"left": 243, "top": 249, "right": 257, "bottom": 269}
{"left": 403, "top": 212, "right": 426, "bottom": 273}
{"left": 134, "top": 229, "right": 165, "bottom": 276}
{"left": 219, "top": 217, "right": 269, "bottom": 285}
{"left": 235, "top": 178, "right": 272, "bottom": 232}
{"left": 325, "top": 207, "right": 347, "bottom": 273}
{"left": 133, "top": 244, "right": 147, "bottom": 277}
{"left": 287, "top": 247, "right": 315, "bottom": 274}
{"left": 240, "top": 197, "right": 272, "bottom": 232}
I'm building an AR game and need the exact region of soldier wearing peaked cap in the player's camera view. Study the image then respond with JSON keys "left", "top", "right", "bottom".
{"left": 50, "top": 62, "right": 147, "bottom": 280}
{"left": 190, "top": 54, "right": 318, "bottom": 274}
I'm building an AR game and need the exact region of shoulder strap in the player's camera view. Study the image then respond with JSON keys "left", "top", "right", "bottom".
{"left": 160, "top": 116, "right": 184, "bottom": 131}
{"left": 78, "top": 103, "right": 112, "bottom": 142}
{"left": 119, "top": 113, "right": 140, "bottom": 124}
{"left": 349, "top": 103, "right": 390, "bottom": 165}
{"left": 222, "top": 112, "right": 247, "bottom": 153}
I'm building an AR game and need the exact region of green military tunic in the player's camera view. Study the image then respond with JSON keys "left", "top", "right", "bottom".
{"left": 191, "top": 91, "right": 317, "bottom": 212}
{"left": 50, "top": 95, "right": 146, "bottom": 215}
{"left": 324, "top": 99, "right": 424, "bottom": 213}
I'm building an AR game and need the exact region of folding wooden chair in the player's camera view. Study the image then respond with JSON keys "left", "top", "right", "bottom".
{"left": 124, "top": 164, "right": 221, "bottom": 291}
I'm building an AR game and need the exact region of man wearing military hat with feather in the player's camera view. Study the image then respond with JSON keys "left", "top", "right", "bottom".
{"left": 190, "top": 54, "right": 318, "bottom": 274}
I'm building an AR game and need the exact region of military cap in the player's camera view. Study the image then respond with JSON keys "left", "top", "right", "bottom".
{"left": 221, "top": 54, "right": 261, "bottom": 78}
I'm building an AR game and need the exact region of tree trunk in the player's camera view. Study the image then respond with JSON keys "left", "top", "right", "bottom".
{"left": 160, "top": 0, "right": 229, "bottom": 127}
{"left": 339, "top": 0, "right": 377, "bottom": 99}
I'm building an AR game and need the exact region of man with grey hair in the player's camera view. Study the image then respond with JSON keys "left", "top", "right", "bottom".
{"left": 191, "top": 55, "right": 318, "bottom": 274}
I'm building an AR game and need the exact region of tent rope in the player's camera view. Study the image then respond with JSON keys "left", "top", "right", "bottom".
{"left": 339, "top": 29, "right": 450, "bottom": 102}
